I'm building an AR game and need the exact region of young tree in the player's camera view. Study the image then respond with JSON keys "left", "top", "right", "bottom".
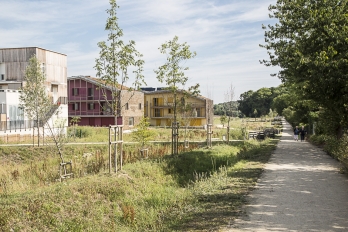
{"left": 220, "top": 114, "right": 227, "bottom": 127}
{"left": 224, "top": 84, "right": 235, "bottom": 143}
{"left": 20, "top": 55, "right": 52, "bottom": 147}
{"left": 154, "top": 36, "right": 199, "bottom": 155}
{"left": 70, "top": 116, "right": 81, "bottom": 141}
{"left": 177, "top": 101, "right": 197, "bottom": 149}
{"left": 131, "top": 117, "right": 155, "bottom": 152}
{"left": 253, "top": 109, "right": 258, "bottom": 119}
{"left": 95, "top": 0, "right": 145, "bottom": 125}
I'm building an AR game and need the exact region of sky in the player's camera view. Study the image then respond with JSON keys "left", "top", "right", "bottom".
{"left": 0, "top": 0, "right": 281, "bottom": 104}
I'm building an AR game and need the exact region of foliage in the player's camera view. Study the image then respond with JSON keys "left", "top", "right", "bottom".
{"left": 131, "top": 117, "right": 156, "bottom": 149}
{"left": 71, "top": 126, "right": 95, "bottom": 138}
{"left": 154, "top": 35, "right": 199, "bottom": 155}
{"left": 20, "top": 55, "right": 52, "bottom": 146}
{"left": 213, "top": 101, "right": 239, "bottom": 116}
{"left": 261, "top": 0, "right": 348, "bottom": 137}
{"left": 154, "top": 35, "right": 199, "bottom": 123}
{"left": 220, "top": 114, "right": 227, "bottom": 127}
{"left": 309, "top": 134, "right": 348, "bottom": 163}
{"left": 0, "top": 139, "right": 278, "bottom": 231}
{"left": 95, "top": 0, "right": 145, "bottom": 124}
{"left": 238, "top": 86, "right": 281, "bottom": 117}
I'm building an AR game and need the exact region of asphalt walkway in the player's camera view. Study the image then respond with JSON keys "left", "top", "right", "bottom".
{"left": 229, "top": 120, "right": 348, "bottom": 231}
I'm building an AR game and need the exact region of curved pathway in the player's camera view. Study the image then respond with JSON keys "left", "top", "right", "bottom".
{"left": 229, "top": 120, "right": 348, "bottom": 231}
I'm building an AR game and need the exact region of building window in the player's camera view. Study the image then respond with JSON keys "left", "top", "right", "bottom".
{"left": 41, "top": 63, "right": 46, "bottom": 75}
{"left": 129, "top": 117, "right": 134, "bottom": 126}
{"left": 72, "top": 88, "right": 79, "bottom": 96}
{"left": 125, "top": 103, "right": 129, "bottom": 110}
{"left": 168, "top": 109, "right": 172, "bottom": 114}
{"left": 155, "top": 109, "right": 161, "bottom": 117}
{"left": 88, "top": 88, "right": 94, "bottom": 96}
{"left": 72, "top": 103, "right": 79, "bottom": 110}
{"left": 88, "top": 103, "right": 94, "bottom": 110}
{"left": 197, "top": 108, "right": 201, "bottom": 117}
{"left": 153, "top": 98, "right": 159, "bottom": 106}
{"left": 1, "top": 74, "right": 4, "bottom": 80}
{"left": 139, "top": 103, "right": 142, "bottom": 109}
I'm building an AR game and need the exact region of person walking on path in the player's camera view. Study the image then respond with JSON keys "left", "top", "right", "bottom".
{"left": 293, "top": 126, "right": 299, "bottom": 141}
{"left": 228, "top": 120, "right": 348, "bottom": 231}
{"left": 299, "top": 126, "right": 306, "bottom": 142}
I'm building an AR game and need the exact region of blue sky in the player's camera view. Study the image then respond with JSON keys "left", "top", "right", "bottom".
{"left": 0, "top": 0, "right": 281, "bottom": 103}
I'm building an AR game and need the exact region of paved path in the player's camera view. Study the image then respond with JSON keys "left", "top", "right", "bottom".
{"left": 229, "top": 120, "right": 348, "bottom": 232}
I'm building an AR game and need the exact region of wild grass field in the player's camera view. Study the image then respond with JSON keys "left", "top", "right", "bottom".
{"left": 0, "top": 116, "right": 279, "bottom": 231}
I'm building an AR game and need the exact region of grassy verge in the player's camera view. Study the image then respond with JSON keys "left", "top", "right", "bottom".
{"left": 0, "top": 138, "right": 278, "bottom": 231}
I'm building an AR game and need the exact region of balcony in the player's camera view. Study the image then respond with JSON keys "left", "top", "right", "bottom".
{"left": 150, "top": 103, "right": 205, "bottom": 108}
{"left": 68, "top": 110, "right": 114, "bottom": 117}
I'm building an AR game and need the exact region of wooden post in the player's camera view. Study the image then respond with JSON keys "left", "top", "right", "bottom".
{"left": 207, "top": 124, "right": 212, "bottom": 148}
{"left": 108, "top": 125, "right": 112, "bottom": 173}
{"left": 120, "top": 126, "right": 123, "bottom": 170}
{"left": 114, "top": 127, "right": 117, "bottom": 173}
{"left": 108, "top": 125, "right": 124, "bottom": 173}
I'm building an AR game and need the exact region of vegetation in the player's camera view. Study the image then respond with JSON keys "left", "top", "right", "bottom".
{"left": 0, "top": 132, "right": 278, "bottom": 231}
{"left": 238, "top": 87, "right": 281, "bottom": 118}
{"left": 131, "top": 117, "right": 156, "bottom": 150}
{"left": 154, "top": 35, "right": 200, "bottom": 155}
{"left": 20, "top": 55, "right": 52, "bottom": 147}
{"left": 95, "top": 0, "right": 145, "bottom": 124}
{"left": 261, "top": 0, "right": 348, "bottom": 138}
{"left": 213, "top": 101, "right": 239, "bottom": 116}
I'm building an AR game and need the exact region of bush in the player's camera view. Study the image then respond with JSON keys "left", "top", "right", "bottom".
{"left": 310, "top": 134, "right": 348, "bottom": 162}
{"left": 70, "top": 127, "right": 95, "bottom": 138}
{"left": 229, "top": 128, "right": 244, "bottom": 140}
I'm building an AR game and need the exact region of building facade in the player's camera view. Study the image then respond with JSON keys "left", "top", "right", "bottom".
{"left": 0, "top": 47, "right": 68, "bottom": 132}
{"left": 67, "top": 76, "right": 144, "bottom": 130}
{"left": 142, "top": 88, "right": 214, "bottom": 127}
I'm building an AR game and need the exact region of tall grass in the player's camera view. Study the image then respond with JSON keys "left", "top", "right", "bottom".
{"left": 0, "top": 137, "right": 278, "bottom": 231}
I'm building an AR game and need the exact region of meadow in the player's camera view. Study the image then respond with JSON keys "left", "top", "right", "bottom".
{"left": 0, "top": 116, "right": 279, "bottom": 231}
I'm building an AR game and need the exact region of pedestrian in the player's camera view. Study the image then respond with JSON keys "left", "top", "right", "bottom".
{"left": 299, "top": 126, "right": 306, "bottom": 142}
{"left": 294, "top": 126, "right": 299, "bottom": 141}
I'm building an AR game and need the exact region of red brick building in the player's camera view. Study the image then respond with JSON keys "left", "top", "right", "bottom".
{"left": 67, "top": 76, "right": 144, "bottom": 129}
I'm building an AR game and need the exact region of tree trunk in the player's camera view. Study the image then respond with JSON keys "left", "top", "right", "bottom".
{"left": 336, "top": 124, "right": 343, "bottom": 140}
{"left": 37, "top": 118, "right": 40, "bottom": 147}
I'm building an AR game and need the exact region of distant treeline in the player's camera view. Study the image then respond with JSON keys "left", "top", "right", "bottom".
{"left": 214, "top": 86, "right": 283, "bottom": 118}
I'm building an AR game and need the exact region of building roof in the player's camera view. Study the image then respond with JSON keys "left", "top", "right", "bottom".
{"left": 0, "top": 47, "right": 66, "bottom": 56}
{"left": 141, "top": 88, "right": 212, "bottom": 102}
{"left": 68, "top": 75, "right": 131, "bottom": 91}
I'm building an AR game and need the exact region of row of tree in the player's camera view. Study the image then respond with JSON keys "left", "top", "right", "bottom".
{"left": 213, "top": 86, "right": 282, "bottom": 119}
{"left": 260, "top": 0, "right": 348, "bottom": 138}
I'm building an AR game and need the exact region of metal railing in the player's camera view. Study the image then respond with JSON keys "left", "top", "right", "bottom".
{"left": 0, "top": 120, "right": 34, "bottom": 132}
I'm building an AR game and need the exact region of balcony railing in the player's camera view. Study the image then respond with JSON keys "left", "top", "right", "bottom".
{"left": 68, "top": 111, "right": 114, "bottom": 116}
{"left": 150, "top": 103, "right": 205, "bottom": 108}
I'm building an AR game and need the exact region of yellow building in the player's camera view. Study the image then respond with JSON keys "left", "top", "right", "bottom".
{"left": 142, "top": 88, "right": 213, "bottom": 127}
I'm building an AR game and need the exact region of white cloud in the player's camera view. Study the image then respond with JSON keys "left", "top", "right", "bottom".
{"left": 0, "top": 0, "right": 280, "bottom": 103}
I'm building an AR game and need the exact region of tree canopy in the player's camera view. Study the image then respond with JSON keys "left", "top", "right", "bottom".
{"left": 20, "top": 55, "right": 52, "bottom": 146}
{"left": 261, "top": 0, "right": 348, "bottom": 135}
{"left": 95, "top": 0, "right": 145, "bottom": 124}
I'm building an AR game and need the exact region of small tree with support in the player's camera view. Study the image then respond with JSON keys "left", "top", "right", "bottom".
{"left": 172, "top": 121, "right": 179, "bottom": 155}
{"left": 206, "top": 124, "right": 213, "bottom": 148}
{"left": 131, "top": 117, "right": 155, "bottom": 158}
{"left": 224, "top": 84, "right": 235, "bottom": 144}
{"left": 155, "top": 36, "right": 199, "bottom": 156}
{"left": 108, "top": 125, "right": 123, "bottom": 173}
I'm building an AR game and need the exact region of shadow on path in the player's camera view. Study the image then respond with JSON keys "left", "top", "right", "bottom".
{"left": 229, "top": 120, "right": 348, "bottom": 231}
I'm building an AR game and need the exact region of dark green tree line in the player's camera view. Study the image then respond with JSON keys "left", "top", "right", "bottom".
{"left": 261, "top": 0, "right": 348, "bottom": 137}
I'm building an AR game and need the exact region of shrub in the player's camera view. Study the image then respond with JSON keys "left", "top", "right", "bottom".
{"left": 72, "top": 127, "right": 95, "bottom": 138}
